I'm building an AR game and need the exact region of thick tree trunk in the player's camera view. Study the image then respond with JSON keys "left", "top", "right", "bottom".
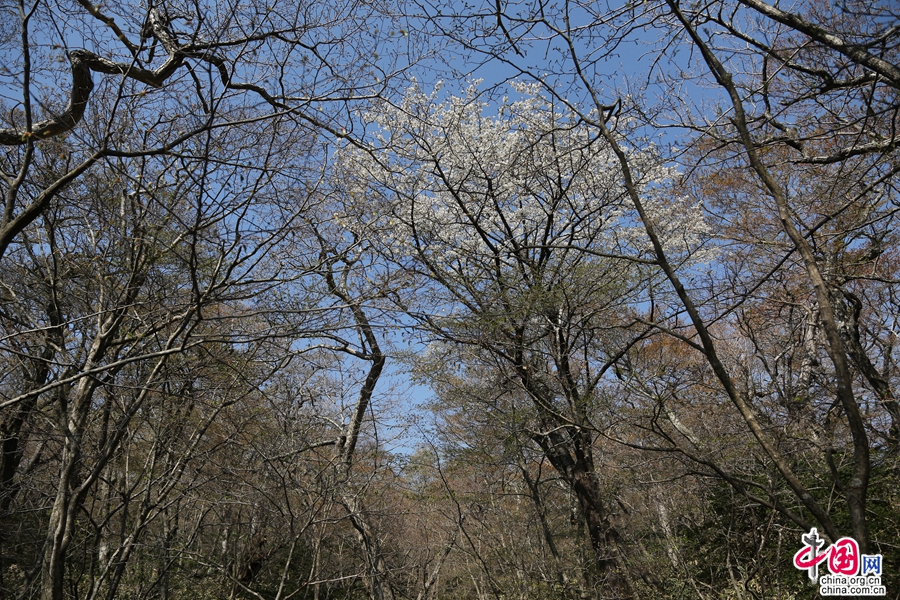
{"left": 516, "top": 358, "right": 634, "bottom": 598}
{"left": 530, "top": 420, "right": 634, "bottom": 599}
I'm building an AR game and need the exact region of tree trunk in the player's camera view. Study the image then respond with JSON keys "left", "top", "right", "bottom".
{"left": 530, "top": 420, "right": 634, "bottom": 599}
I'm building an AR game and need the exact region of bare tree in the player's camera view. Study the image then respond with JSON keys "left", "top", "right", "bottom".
{"left": 0, "top": 0, "right": 415, "bottom": 259}
{"left": 0, "top": 1, "right": 426, "bottom": 597}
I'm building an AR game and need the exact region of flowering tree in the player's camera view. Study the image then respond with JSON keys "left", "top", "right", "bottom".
{"left": 336, "top": 82, "right": 711, "bottom": 595}
{"left": 422, "top": 0, "right": 900, "bottom": 590}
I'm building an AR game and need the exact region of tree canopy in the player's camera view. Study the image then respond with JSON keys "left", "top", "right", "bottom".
{"left": 1, "top": 0, "right": 898, "bottom": 599}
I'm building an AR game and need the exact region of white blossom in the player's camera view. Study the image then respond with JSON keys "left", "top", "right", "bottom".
{"left": 336, "top": 82, "right": 712, "bottom": 301}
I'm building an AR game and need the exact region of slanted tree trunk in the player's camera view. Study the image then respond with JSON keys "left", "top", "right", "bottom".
{"left": 323, "top": 258, "right": 392, "bottom": 600}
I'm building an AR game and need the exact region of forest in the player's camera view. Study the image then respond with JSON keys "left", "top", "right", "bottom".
{"left": 0, "top": 0, "right": 897, "bottom": 598}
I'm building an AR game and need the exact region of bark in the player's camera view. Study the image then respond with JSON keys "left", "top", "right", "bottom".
{"left": 518, "top": 458, "right": 566, "bottom": 586}
{"left": 40, "top": 374, "right": 102, "bottom": 600}
{"left": 38, "top": 322, "right": 180, "bottom": 599}
{"left": 0, "top": 52, "right": 92, "bottom": 146}
{"left": 414, "top": 522, "right": 460, "bottom": 600}
{"left": 0, "top": 343, "right": 53, "bottom": 584}
{"left": 343, "top": 495, "right": 394, "bottom": 600}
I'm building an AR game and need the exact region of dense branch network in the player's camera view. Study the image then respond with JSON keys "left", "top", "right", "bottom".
{"left": 0, "top": 8, "right": 360, "bottom": 146}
